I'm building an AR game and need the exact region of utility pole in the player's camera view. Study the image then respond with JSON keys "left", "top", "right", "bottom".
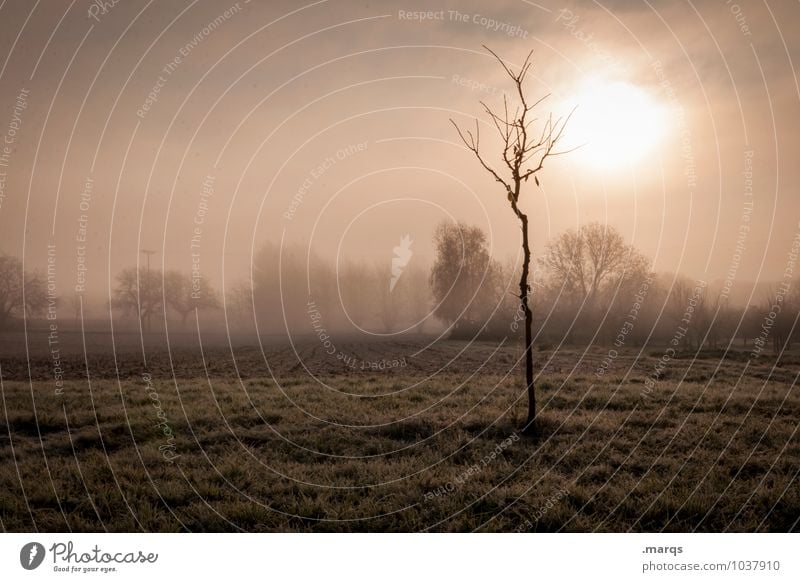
{"left": 140, "top": 249, "right": 156, "bottom": 274}
{"left": 139, "top": 249, "right": 157, "bottom": 331}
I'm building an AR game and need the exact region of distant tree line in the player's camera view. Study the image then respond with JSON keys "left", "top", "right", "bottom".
{"left": 2, "top": 229, "right": 798, "bottom": 355}
{"left": 248, "top": 242, "right": 433, "bottom": 336}
{"left": 425, "top": 221, "right": 800, "bottom": 354}
{"left": 110, "top": 268, "right": 220, "bottom": 329}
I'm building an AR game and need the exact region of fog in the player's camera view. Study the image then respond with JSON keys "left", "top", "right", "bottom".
{"left": 0, "top": 0, "right": 797, "bottom": 350}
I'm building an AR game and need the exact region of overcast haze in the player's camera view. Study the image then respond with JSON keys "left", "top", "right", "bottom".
{"left": 1, "top": 0, "right": 798, "bottom": 304}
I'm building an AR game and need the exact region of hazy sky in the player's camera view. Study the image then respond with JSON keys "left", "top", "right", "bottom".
{"left": 0, "top": 0, "right": 798, "bottom": 301}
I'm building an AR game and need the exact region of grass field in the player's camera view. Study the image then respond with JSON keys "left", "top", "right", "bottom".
{"left": 1, "top": 337, "right": 798, "bottom": 532}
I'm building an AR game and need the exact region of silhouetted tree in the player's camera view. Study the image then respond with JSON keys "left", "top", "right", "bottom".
{"left": 665, "top": 276, "right": 704, "bottom": 350}
{"left": 0, "top": 253, "right": 47, "bottom": 330}
{"left": 164, "top": 270, "right": 220, "bottom": 328}
{"left": 760, "top": 281, "right": 799, "bottom": 353}
{"left": 541, "top": 223, "right": 651, "bottom": 343}
{"left": 739, "top": 304, "right": 761, "bottom": 346}
{"left": 541, "top": 223, "right": 648, "bottom": 304}
{"left": 429, "top": 221, "right": 501, "bottom": 336}
{"left": 451, "top": 46, "right": 574, "bottom": 430}
{"left": 693, "top": 289, "right": 733, "bottom": 350}
{"left": 112, "top": 267, "right": 163, "bottom": 330}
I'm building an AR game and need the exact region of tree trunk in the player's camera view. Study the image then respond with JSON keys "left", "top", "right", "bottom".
{"left": 449, "top": 47, "right": 572, "bottom": 433}
{"left": 518, "top": 211, "right": 536, "bottom": 431}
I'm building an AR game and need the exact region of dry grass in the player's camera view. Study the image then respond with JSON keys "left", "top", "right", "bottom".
{"left": 1, "top": 340, "right": 798, "bottom": 532}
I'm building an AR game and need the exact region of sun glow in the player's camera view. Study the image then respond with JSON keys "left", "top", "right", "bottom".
{"left": 564, "top": 79, "right": 668, "bottom": 170}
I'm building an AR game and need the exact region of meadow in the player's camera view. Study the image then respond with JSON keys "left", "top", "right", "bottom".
{"left": 1, "top": 337, "right": 798, "bottom": 532}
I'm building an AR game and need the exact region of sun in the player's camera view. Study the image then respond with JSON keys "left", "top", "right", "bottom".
{"left": 563, "top": 79, "right": 668, "bottom": 170}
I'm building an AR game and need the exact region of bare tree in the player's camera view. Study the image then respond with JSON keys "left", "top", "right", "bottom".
{"left": 739, "top": 304, "right": 761, "bottom": 347}
{"left": 759, "top": 281, "right": 798, "bottom": 353}
{"left": 693, "top": 289, "right": 733, "bottom": 350}
{"left": 164, "top": 270, "right": 220, "bottom": 328}
{"left": 112, "top": 267, "right": 163, "bottom": 330}
{"left": 541, "top": 223, "right": 650, "bottom": 305}
{"left": 429, "top": 221, "right": 502, "bottom": 337}
{"left": 0, "top": 253, "right": 47, "bottom": 330}
{"left": 665, "top": 276, "right": 704, "bottom": 350}
{"left": 451, "top": 47, "right": 574, "bottom": 430}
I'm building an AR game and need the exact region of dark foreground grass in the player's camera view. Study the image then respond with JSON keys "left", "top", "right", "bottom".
{"left": 1, "top": 346, "right": 798, "bottom": 532}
